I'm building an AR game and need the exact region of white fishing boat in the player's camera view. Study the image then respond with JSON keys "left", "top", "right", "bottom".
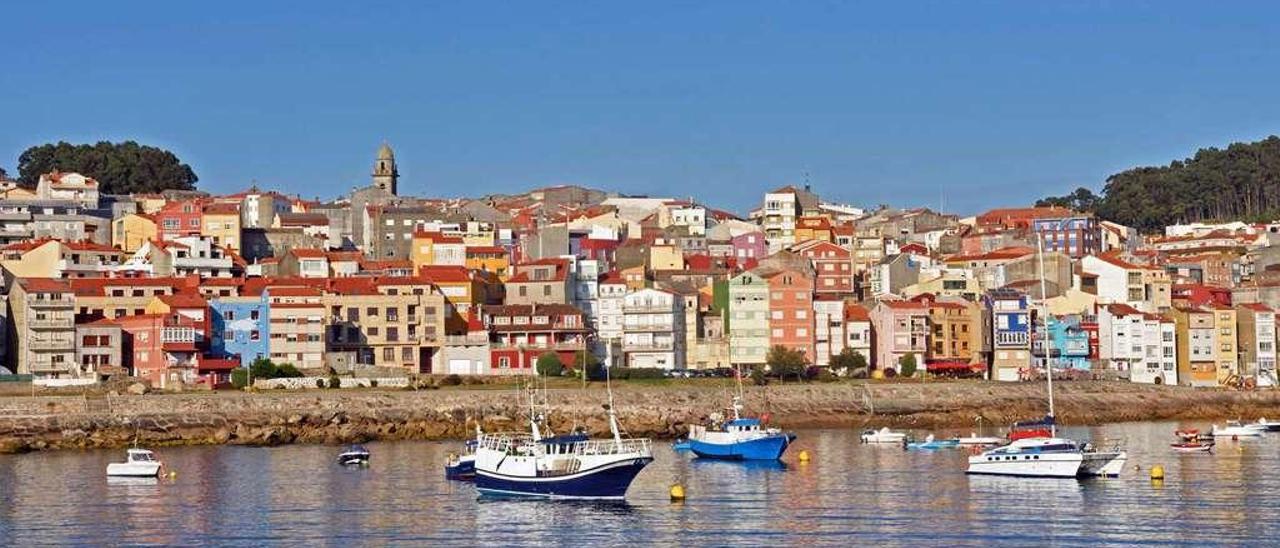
{"left": 1211, "top": 421, "right": 1265, "bottom": 437}
{"left": 966, "top": 235, "right": 1127, "bottom": 479}
{"left": 473, "top": 373, "right": 653, "bottom": 500}
{"left": 860, "top": 427, "right": 908, "bottom": 444}
{"left": 106, "top": 448, "right": 163, "bottom": 478}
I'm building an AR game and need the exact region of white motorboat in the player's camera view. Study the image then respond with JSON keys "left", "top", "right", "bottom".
{"left": 964, "top": 235, "right": 1127, "bottom": 479}
{"left": 1255, "top": 418, "right": 1280, "bottom": 432}
{"left": 967, "top": 436, "right": 1127, "bottom": 478}
{"left": 860, "top": 427, "right": 908, "bottom": 444}
{"left": 338, "top": 444, "right": 371, "bottom": 466}
{"left": 957, "top": 433, "right": 1005, "bottom": 446}
{"left": 1211, "top": 421, "right": 1265, "bottom": 437}
{"left": 106, "top": 448, "right": 163, "bottom": 478}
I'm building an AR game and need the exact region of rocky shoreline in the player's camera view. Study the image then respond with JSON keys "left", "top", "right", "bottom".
{"left": 3, "top": 381, "right": 1280, "bottom": 453}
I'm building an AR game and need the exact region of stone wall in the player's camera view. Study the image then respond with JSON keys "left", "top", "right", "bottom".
{"left": 2, "top": 380, "right": 1280, "bottom": 453}
{"left": 253, "top": 377, "right": 411, "bottom": 390}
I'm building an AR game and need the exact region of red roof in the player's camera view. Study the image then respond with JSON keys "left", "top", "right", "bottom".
{"left": 157, "top": 294, "right": 208, "bottom": 309}
{"left": 17, "top": 278, "right": 71, "bottom": 293}
{"left": 946, "top": 246, "right": 1034, "bottom": 263}
{"left": 844, "top": 303, "right": 871, "bottom": 321}
{"left": 465, "top": 245, "right": 507, "bottom": 255}
{"left": 413, "top": 230, "right": 464, "bottom": 244}
{"left": 881, "top": 300, "right": 928, "bottom": 310}
{"left": 290, "top": 248, "right": 327, "bottom": 259}
{"left": 1239, "top": 302, "right": 1272, "bottom": 312}
{"left": 1105, "top": 303, "right": 1144, "bottom": 317}
{"left": 202, "top": 203, "right": 240, "bottom": 215}
{"left": 418, "top": 265, "right": 472, "bottom": 283}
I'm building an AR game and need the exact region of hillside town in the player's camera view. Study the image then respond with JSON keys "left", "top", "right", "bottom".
{"left": 1, "top": 143, "right": 1277, "bottom": 391}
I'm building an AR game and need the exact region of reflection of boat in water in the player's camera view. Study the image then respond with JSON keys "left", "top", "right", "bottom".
{"left": 691, "top": 457, "right": 788, "bottom": 472}
{"left": 106, "top": 476, "right": 161, "bottom": 487}
{"left": 860, "top": 427, "right": 908, "bottom": 444}
{"left": 474, "top": 376, "right": 652, "bottom": 500}
{"left": 107, "top": 448, "right": 163, "bottom": 478}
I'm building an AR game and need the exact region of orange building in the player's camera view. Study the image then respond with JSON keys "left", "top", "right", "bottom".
{"left": 762, "top": 267, "right": 815, "bottom": 360}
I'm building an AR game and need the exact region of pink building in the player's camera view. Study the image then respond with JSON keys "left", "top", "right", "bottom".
{"left": 869, "top": 300, "right": 930, "bottom": 371}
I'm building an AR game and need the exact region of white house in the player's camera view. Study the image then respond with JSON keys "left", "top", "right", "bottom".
{"left": 1097, "top": 303, "right": 1176, "bottom": 384}
{"left": 596, "top": 272, "right": 628, "bottom": 367}
{"left": 621, "top": 288, "right": 685, "bottom": 369}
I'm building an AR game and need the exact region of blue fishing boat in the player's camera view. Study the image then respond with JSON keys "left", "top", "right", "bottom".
{"left": 687, "top": 414, "right": 795, "bottom": 460}
{"left": 444, "top": 439, "right": 478, "bottom": 481}
{"left": 473, "top": 377, "right": 652, "bottom": 500}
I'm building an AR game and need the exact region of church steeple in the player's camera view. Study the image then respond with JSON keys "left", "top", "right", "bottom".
{"left": 372, "top": 141, "right": 399, "bottom": 195}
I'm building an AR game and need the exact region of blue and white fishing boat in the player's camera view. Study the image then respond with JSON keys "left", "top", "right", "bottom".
{"left": 444, "top": 439, "right": 478, "bottom": 481}
{"left": 473, "top": 376, "right": 653, "bottom": 500}
{"left": 685, "top": 367, "right": 796, "bottom": 460}
{"left": 907, "top": 434, "right": 960, "bottom": 450}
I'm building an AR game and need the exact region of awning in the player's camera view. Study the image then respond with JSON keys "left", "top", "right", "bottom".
{"left": 926, "top": 360, "right": 984, "bottom": 372}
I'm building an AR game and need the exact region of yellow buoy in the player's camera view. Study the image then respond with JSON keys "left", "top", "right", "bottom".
{"left": 669, "top": 483, "right": 686, "bottom": 502}
{"left": 798, "top": 450, "right": 811, "bottom": 462}
{"left": 1149, "top": 465, "right": 1165, "bottom": 481}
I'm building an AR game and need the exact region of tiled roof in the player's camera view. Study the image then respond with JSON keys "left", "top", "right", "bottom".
{"left": 290, "top": 248, "right": 328, "bottom": 259}
{"left": 844, "top": 303, "right": 871, "bottom": 321}
{"left": 417, "top": 265, "right": 472, "bottom": 283}
{"left": 17, "top": 278, "right": 71, "bottom": 293}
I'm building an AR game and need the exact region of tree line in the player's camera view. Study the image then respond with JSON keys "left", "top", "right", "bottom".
{"left": 1038, "top": 135, "right": 1280, "bottom": 232}
{"left": 14, "top": 140, "right": 198, "bottom": 195}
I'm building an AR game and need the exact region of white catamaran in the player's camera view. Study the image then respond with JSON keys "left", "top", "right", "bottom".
{"left": 966, "top": 234, "right": 1127, "bottom": 478}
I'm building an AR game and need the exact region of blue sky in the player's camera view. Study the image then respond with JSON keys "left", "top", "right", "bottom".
{"left": 2, "top": 2, "right": 1278, "bottom": 215}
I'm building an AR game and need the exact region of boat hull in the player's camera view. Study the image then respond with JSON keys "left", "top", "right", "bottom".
{"left": 445, "top": 457, "right": 476, "bottom": 481}
{"left": 689, "top": 433, "right": 794, "bottom": 460}
{"left": 475, "top": 457, "right": 653, "bottom": 500}
{"left": 106, "top": 462, "right": 162, "bottom": 478}
{"left": 966, "top": 452, "right": 1085, "bottom": 478}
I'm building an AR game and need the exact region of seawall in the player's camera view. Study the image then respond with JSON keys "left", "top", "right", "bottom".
{"left": 3, "top": 381, "right": 1280, "bottom": 453}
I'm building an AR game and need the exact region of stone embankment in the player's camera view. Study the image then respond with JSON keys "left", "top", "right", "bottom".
{"left": 2, "top": 381, "right": 1280, "bottom": 453}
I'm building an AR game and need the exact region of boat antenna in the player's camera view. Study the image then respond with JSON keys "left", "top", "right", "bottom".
{"left": 732, "top": 364, "right": 745, "bottom": 420}
{"left": 1036, "top": 232, "right": 1056, "bottom": 437}
{"left": 526, "top": 375, "right": 542, "bottom": 441}
{"left": 604, "top": 358, "right": 623, "bottom": 449}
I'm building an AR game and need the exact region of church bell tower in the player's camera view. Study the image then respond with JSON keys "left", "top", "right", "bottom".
{"left": 372, "top": 142, "right": 399, "bottom": 195}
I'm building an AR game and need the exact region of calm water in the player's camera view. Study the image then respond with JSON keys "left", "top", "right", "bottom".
{"left": 0, "top": 421, "right": 1277, "bottom": 546}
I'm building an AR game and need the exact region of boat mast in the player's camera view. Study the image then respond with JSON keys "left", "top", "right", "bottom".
{"left": 1036, "top": 233, "right": 1056, "bottom": 437}
{"left": 732, "top": 364, "right": 745, "bottom": 420}
{"left": 526, "top": 377, "right": 542, "bottom": 441}
{"left": 604, "top": 357, "right": 623, "bottom": 449}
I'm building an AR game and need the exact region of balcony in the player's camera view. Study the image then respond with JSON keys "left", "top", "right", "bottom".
{"left": 625, "top": 304, "right": 674, "bottom": 314}
{"left": 492, "top": 341, "right": 588, "bottom": 351}
{"left": 29, "top": 362, "right": 72, "bottom": 373}
{"left": 27, "top": 296, "right": 74, "bottom": 309}
{"left": 29, "top": 338, "right": 74, "bottom": 350}
{"left": 624, "top": 342, "right": 675, "bottom": 352}
{"left": 623, "top": 322, "right": 676, "bottom": 333}
{"left": 28, "top": 317, "right": 73, "bottom": 329}
{"left": 444, "top": 333, "right": 490, "bottom": 346}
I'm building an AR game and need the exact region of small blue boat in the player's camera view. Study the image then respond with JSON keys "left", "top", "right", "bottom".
{"left": 907, "top": 435, "right": 960, "bottom": 451}
{"left": 444, "top": 439, "right": 478, "bottom": 481}
{"left": 686, "top": 395, "right": 796, "bottom": 461}
{"left": 672, "top": 439, "right": 692, "bottom": 451}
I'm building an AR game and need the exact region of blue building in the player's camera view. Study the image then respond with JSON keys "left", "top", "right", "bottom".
{"left": 985, "top": 288, "right": 1030, "bottom": 382}
{"left": 1033, "top": 315, "right": 1092, "bottom": 371}
{"left": 210, "top": 296, "right": 270, "bottom": 367}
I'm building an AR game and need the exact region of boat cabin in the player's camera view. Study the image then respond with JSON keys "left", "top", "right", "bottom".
{"left": 724, "top": 418, "right": 764, "bottom": 433}
{"left": 126, "top": 449, "right": 158, "bottom": 463}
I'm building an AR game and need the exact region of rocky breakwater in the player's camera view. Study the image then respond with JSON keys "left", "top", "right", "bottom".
{"left": 3, "top": 381, "right": 1280, "bottom": 453}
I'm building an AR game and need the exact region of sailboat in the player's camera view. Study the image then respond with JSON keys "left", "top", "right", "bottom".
{"left": 685, "top": 366, "right": 797, "bottom": 460}
{"left": 966, "top": 235, "right": 1127, "bottom": 478}
{"left": 472, "top": 369, "right": 652, "bottom": 500}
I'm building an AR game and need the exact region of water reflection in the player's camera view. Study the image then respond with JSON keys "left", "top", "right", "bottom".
{"left": 1, "top": 422, "right": 1280, "bottom": 545}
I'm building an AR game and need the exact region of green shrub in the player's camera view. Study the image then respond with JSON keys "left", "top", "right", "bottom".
{"left": 327, "top": 376, "right": 341, "bottom": 389}
{"left": 899, "top": 353, "right": 918, "bottom": 378}
{"left": 536, "top": 353, "right": 564, "bottom": 377}
{"left": 369, "top": 379, "right": 378, "bottom": 388}
{"left": 231, "top": 368, "right": 249, "bottom": 389}
{"left": 441, "top": 374, "right": 463, "bottom": 386}
{"left": 315, "top": 379, "right": 325, "bottom": 389}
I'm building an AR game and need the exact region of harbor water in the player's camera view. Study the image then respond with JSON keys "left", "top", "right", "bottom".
{"left": 1, "top": 421, "right": 1277, "bottom": 546}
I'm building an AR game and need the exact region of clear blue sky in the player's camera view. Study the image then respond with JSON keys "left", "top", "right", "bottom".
{"left": 3, "top": 2, "right": 1279, "bottom": 215}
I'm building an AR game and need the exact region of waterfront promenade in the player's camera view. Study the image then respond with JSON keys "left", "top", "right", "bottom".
{"left": 1, "top": 380, "right": 1278, "bottom": 453}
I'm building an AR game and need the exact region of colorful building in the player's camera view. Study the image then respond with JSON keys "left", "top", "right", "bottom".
{"left": 869, "top": 300, "right": 929, "bottom": 373}
{"left": 985, "top": 288, "right": 1031, "bottom": 381}
{"left": 210, "top": 296, "right": 270, "bottom": 367}
{"left": 763, "top": 267, "right": 815, "bottom": 361}
{"left": 201, "top": 202, "right": 243, "bottom": 252}
{"left": 727, "top": 270, "right": 770, "bottom": 366}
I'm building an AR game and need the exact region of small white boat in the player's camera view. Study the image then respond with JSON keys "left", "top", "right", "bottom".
{"left": 957, "top": 433, "right": 1005, "bottom": 446}
{"left": 106, "top": 448, "right": 163, "bottom": 478}
{"left": 1255, "top": 418, "right": 1280, "bottom": 432}
{"left": 1171, "top": 441, "right": 1214, "bottom": 453}
{"left": 860, "top": 427, "right": 908, "bottom": 444}
{"left": 1212, "top": 421, "right": 1265, "bottom": 437}
{"left": 338, "top": 444, "right": 371, "bottom": 466}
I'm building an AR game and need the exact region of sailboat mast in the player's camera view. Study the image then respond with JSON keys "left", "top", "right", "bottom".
{"left": 1036, "top": 233, "right": 1056, "bottom": 436}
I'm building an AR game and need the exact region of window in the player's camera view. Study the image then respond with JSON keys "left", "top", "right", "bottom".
{"left": 347, "top": 308, "right": 359, "bottom": 322}
{"left": 250, "top": 330, "right": 260, "bottom": 341}
{"left": 383, "top": 348, "right": 395, "bottom": 361}
{"left": 224, "top": 310, "right": 235, "bottom": 320}
{"left": 519, "top": 286, "right": 528, "bottom": 297}
{"left": 771, "top": 310, "right": 784, "bottom": 320}
{"left": 223, "top": 330, "right": 233, "bottom": 340}
{"left": 250, "top": 310, "right": 260, "bottom": 320}
{"left": 402, "top": 347, "right": 414, "bottom": 362}
{"left": 387, "top": 327, "right": 399, "bottom": 342}
{"left": 796, "top": 310, "right": 807, "bottom": 320}
{"left": 796, "top": 328, "right": 807, "bottom": 338}
{"left": 772, "top": 328, "right": 783, "bottom": 338}
{"left": 368, "top": 327, "right": 380, "bottom": 336}
{"left": 367, "top": 307, "right": 378, "bottom": 317}
{"left": 189, "top": 218, "right": 200, "bottom": 228}
{"left": 498, "top": 356, "right": 511, "bottom": 368}
{"left": 543, "top": 285, "right": 551, "bottom": 297}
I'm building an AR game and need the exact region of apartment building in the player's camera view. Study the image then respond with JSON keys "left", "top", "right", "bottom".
{"left": 621, "top": 288, "right": 685, "bottom": 369}
{"left": 7, "top": 278, "right": 78, "bottom": 382}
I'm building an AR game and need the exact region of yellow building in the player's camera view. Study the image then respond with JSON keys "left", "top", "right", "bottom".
{"left": 112, "top": 213, "right": 158, "bottom": 253}
{"left": 648, "top": 243, "right": 682, "bottom": 271}
{"left": 1209, "top": 304, "right": 1238, "bottom": 385}
{"left": 465, "top": 245, "right": 510, "bottom": 279}
{"left": 794, "top": 216, "right": 834, "bottom": 244}
{"left": 410, "top": 231, "right": 466, "bottom": 273}
{"left": 201, "top": 203, "right": 242, "bottom": 252}
{"left": 133, "top": 194, "right": 168, "bottom": 214}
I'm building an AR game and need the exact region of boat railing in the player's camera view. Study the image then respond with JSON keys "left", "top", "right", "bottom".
{"left": 477, "top": 433, "right": 651, "bottom": 456}
{"left": 1084, "top": 437, "right": 1126, "bottom": 453}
